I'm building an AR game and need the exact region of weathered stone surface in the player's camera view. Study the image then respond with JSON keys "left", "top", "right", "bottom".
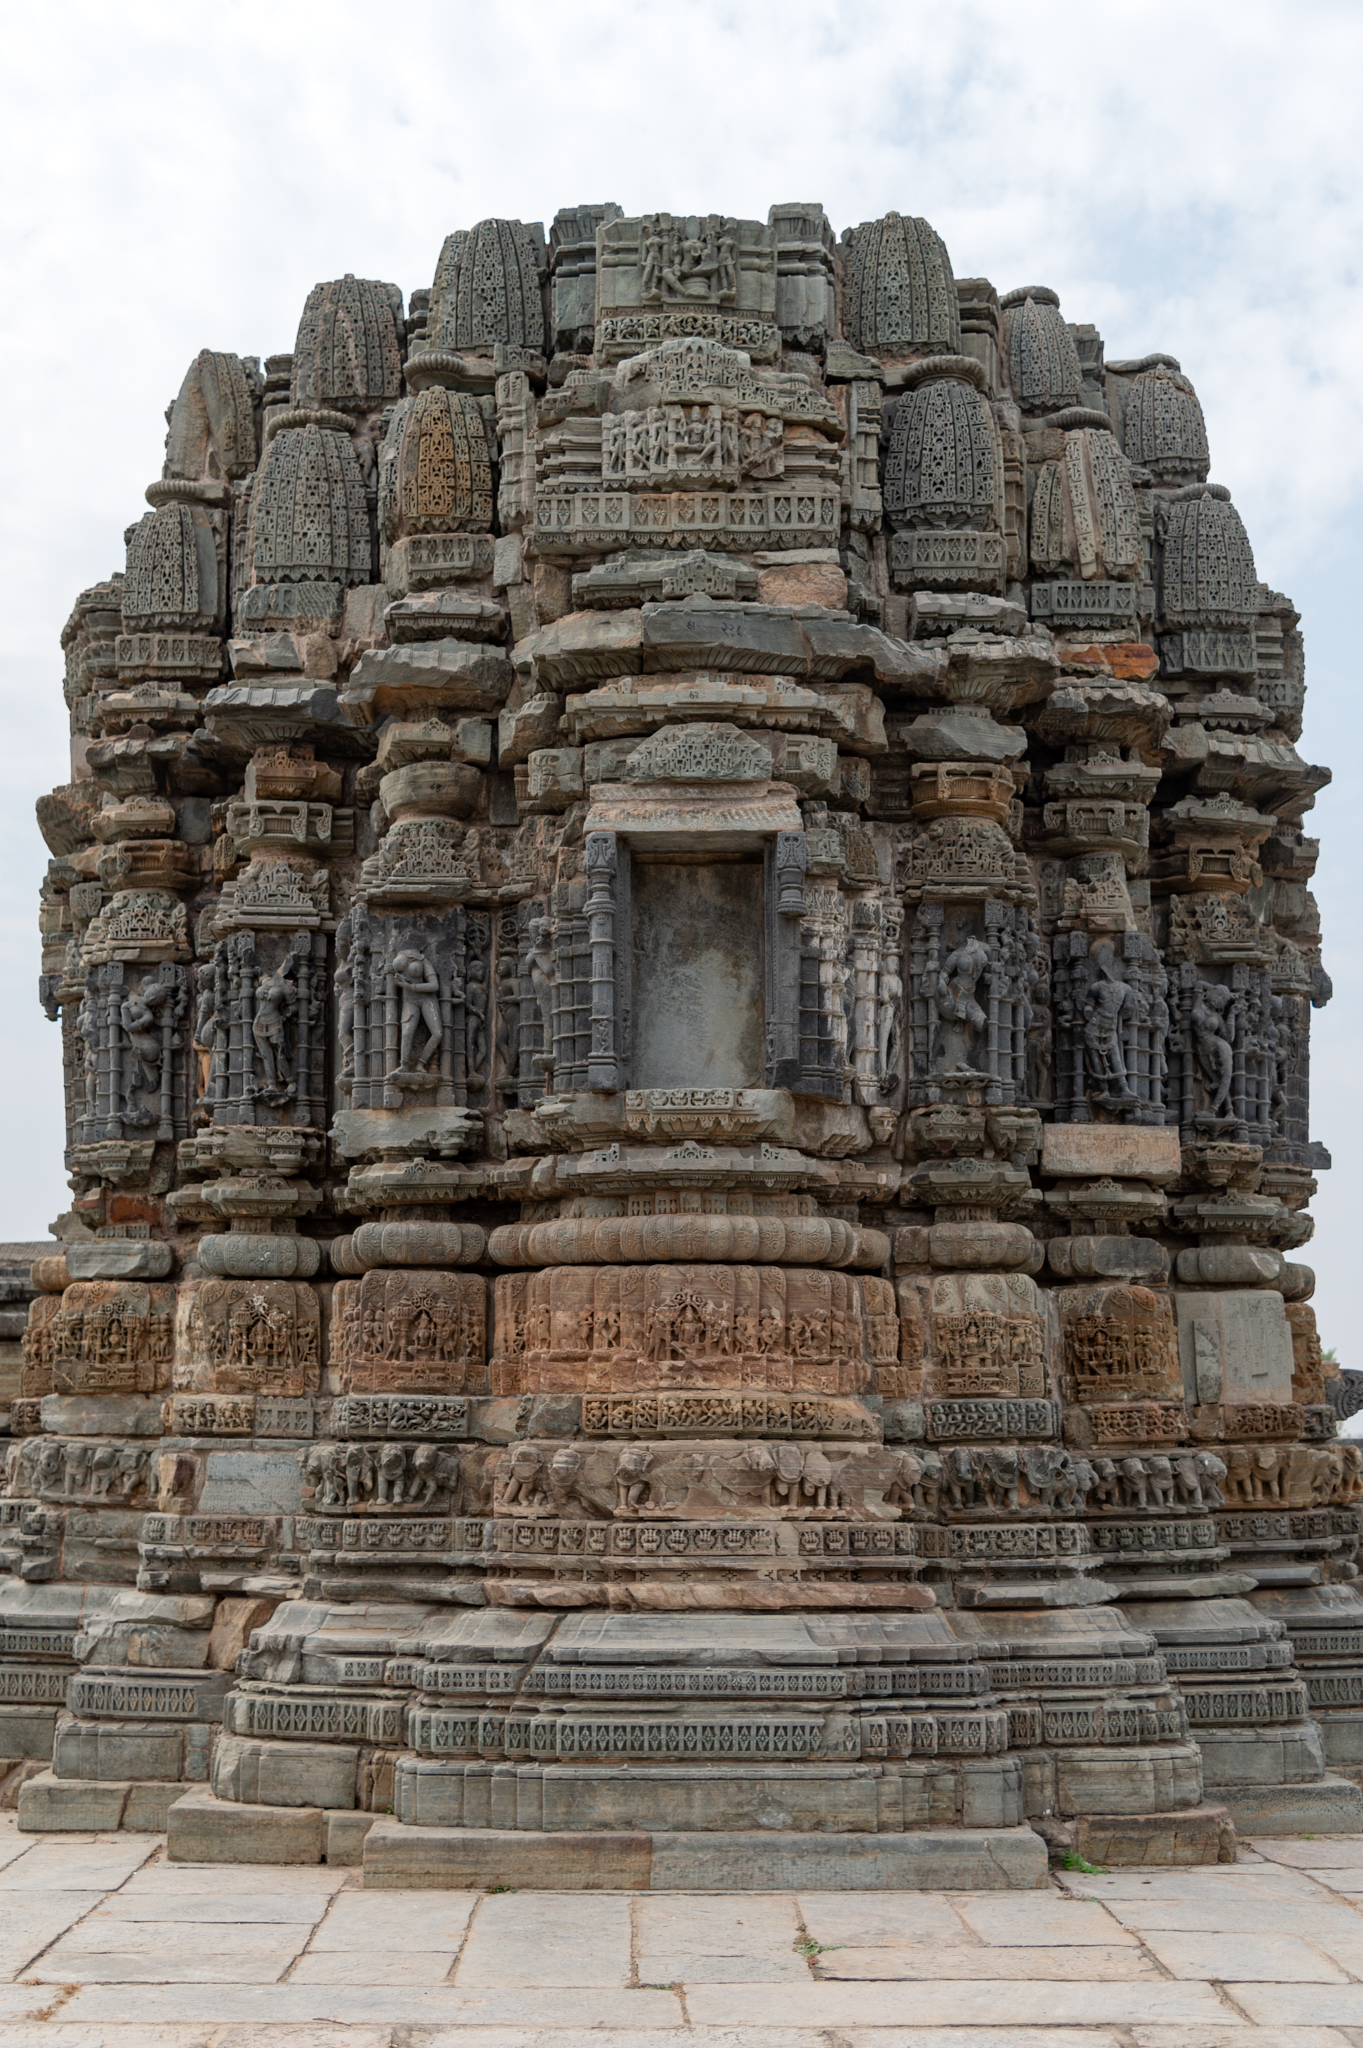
{"left": 361, "top": 1817, "right": 1048, "bottom": 1889}
{"left": 19, "top": 191, "right": 1349, "bottom": 1876}
{"left": 1041, "top": 1126, "right": 1183, "bottom": 1181}
{"left": 166, "top": 1783, "right": 324, "bottom": 1862}
{"left": 210, "top": 1730, "right": 358, "bottom": 1809}
{"left": 18, "top": 1767, "right": 129, "bottom": 1831}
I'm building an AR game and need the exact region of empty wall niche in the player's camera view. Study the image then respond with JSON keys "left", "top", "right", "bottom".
{"left": 630, "top": 859, "right": 764, "bottom": 1088}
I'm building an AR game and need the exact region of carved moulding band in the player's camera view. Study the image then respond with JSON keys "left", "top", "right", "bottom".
{"left": 533, "top": 487, "right": 839, "bottom": 556}
{"left": 483, "top": 1578, "right": 936, "bottom": 1611}
{"left": 330, "top": 1221, "right": 489, "bottom": 1273}
{"left": 489, "top": 1214, "right": 888, "bottom": 1268}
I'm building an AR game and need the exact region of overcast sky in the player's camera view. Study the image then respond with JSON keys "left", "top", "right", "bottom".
{"left": 2, "top": 0, "right": 1360, "bottom": 1351}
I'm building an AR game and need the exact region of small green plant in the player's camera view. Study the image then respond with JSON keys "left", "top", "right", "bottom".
{"left": 486, "top": 1883, "right": 519, "bottom": 1893}
{"left": 639, "top": 1981, "right": 682, "bottom": 1990}
{"left": 795, "top": 1936, "right": 845, "bottom": 1957}
{"left": 1060, "top": 1850, "right": 1107, "bottom": 1874}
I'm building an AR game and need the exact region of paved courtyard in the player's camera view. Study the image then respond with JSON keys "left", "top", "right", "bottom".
{"left": 3, "top": 1818, "right": 1363, "bottom": 2044}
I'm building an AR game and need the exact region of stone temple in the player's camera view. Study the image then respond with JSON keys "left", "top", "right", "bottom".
{"left": 5, "top": 203, "right": 1361, "bottom": 1888}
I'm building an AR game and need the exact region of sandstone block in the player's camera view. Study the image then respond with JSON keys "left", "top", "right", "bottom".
{"left": 123, "top": 1780, "right": 187, "bottom": 1830}
{"left": 167, "top": 1784, "right": 324, "bottom": 1862}
{"left": 211, "top": 1730, "right": 358, "bottom": 1808}
{"left": 1196, "top": 1721, "right": 1325, "bottom": 1787}
{"left": 1176, "top": 1290, "right": 1295, "bottom": 1406}
{"left": 1041, "top": 1125, "right": 1182, "bottom": 1180}
{"left": 757, "top": 561, "right": 848, "bottom": 609}
{"left": 1071, "top": 1804, "right": 1236, "bottom": 1867}
{"left": 209, "top": 1596, "right": 281, "bottom": 1672}
{"left": 498, "top": 694, "right": 563, "bottom": 764}
{"left": 1217, "top": 1774, "right": 1363, "bottom": 1836}
{"left": 649, "top": 1824, "right": 1048, "bottom": 1891}
{"left": 363, "top": 1818, "right": 652, "bottom": 1890}
{"left": 325, "top": 1808, "right": 377, "bottom": 1865}
{"left": 539, "top": 1762, "right": 881, "bottom": 1835}
{"left": 1053, "top": 1740, "right": 1203, "bottom": 1816}
{"left": 53, "top": 1714, "right": 189, "bottom": 1783}
{"left": 0, "top": 1705, "right": 61, "bottom": 1759}
{"left": 18, "top": 1767, "right": 128, "bottom": 1831}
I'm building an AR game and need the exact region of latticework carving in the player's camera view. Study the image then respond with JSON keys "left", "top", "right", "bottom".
{"left": 1002, "top": 287, "right": 1083, "bottom": 411}
{"left": 380, "top": 388, "right": 495, "bottom": 540}
{"left": 843, "top": 212, "right": 960, "bottom": 356}
{"left": 1121, "top": 363, "right": 1210, "bottom": 483}
{"left": 1158, "top": 492, "right": 1259, "bottom": 629}
{"left": 290, "top": 274, "right": 403, "bottom": 412}
{"left": 247, "top": 423, "right": 372, "bottom": 586}
{"left": 427, "top": 219, "right": 545, "bottom": 353}
{"left": 882, "top": 377, "right": 998, "bottom": 530}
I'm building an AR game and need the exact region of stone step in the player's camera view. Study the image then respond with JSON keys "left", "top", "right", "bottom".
{"left": 18, "top": 1769, "right": 182, "bottom": 1833}
{"left": 1216, "top": 1772, "right": 1363, "bottom": 1835}
{"left": 389, "top": 1752, "right": 1027, "bottom": 1832}
{"left": 1040, "top": 1803, "right": 1236, "bottom": 1868}
{"left": 357, "top": 1816, "right": 1051, "bottom": 1890}
{"left": 52, "top": 1712, "right": 211, "bottom": 1783}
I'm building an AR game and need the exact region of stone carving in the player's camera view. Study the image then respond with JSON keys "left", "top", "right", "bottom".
{"left": 244, "top": 422, "right": 372, "bottom": 592}
{"left": 161, "top": 349, "right": 259, "bottom": 485}
{"left": 73, "top": 964, "right": 189, "bottom": 1147}
{"left": 1156, "top": 487, "right": 1259, "bottom": 679}
{"left": 180, "top": 1279, "right": 320, "bottom": 1396}
{"left": 123, "top": 502, "right": 225, "bottom": 634}
{"left": 594, "top": 216, "right": 776, "bottom": 359}
{"left": 1001, "top": 287, "right": 1083, "bottom": 413}
{"left": 1059, "top": 1287, "right": 1182, "bottom": 1401}
{"left": 6, "top": 1437, "right": 152, "bottom": 1504}
{"left": 1029, "top": 429, "right": 1141, "bottom": 584}
{"left": 336, "top": 905, "right": 487, "bottom": 1109}
{"left": 331, "top": 1271, "right": 486, "bottom": 1394}
{"left": 379, "top": 387, "right": 495, "bottom": 542}
{"left": 194, "top": 933, "right": 327, "bottom": 1128}
{"left": 303, "top": 1439, "right": 457, "bottom": 1512}
{"left": 883, "top": 372, "right": 999, "bottom": 532}
{"left": 49, "top": 1281, "right": 175, "bottom": 1395}
{"left": 1051, "top": 934, "right": 1169, "bottom": 1123}
{"left": 491, "top": 1264, "right": 886, "bottom": 1399}
{"left": 424, "top": 220, "right": 546, "bottom": 356}
{"left": 290, "top": 275, "right": 403, "bottom": 413}
{"left": 23, "top": 198, "right": 1347, "bottom": 1874}
{"left": 842, "top": 213, "right": 959, "bottom": 357}
{"left": 1113, "top": 358, "right": 1209, "bottom": 484}
{"left": 904, "top": 900, "right": 1039, "bottom": 1105}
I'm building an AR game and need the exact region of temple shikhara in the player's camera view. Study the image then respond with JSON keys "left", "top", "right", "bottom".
{"left": 4, "top": 203, "right": 1359, "bottom": 1886}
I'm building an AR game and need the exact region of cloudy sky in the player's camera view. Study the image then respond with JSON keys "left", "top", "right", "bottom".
{"left": 2, "top": 0, "right": 1360, "bottom": 1348}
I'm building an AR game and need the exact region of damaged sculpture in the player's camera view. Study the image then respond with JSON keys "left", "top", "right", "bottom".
{"left": 2, "top": 208, "right": 1354, "bottom": 1891}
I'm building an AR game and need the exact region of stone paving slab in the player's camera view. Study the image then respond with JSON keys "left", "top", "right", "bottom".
{"left": 11, "top": 1817, "right": 1363, "bottom": 2041}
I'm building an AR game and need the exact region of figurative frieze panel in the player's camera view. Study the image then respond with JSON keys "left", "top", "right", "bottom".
{"left": 49, "top": 1282, "right": 175, "bottom": 1396}
{"left": 594, "top": 215, "right": 777, "bottom": 359}
{"left": 72, "top": 963, "right": 190, "bottom": 1148}
{"left": 491, "top": 1264, "right": 884, "bottom": 1398}
{"left": 178, "top": 1279, "right": 321, "bottom": 1397}
{"left": 336, "top": 904, "right": 489, "bottom": 1108}
{"left": 193, "top": 933, "right": 328, "bottom": 1129}
{"left": 1050, "top": 932, "right": 1170, "bottom": 1124}
{"left": 331, "top": 1270, "right": 487, "bottom": 1395}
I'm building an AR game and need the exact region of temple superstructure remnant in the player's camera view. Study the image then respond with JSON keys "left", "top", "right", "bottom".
{"left": 5, "top": 203, "right": 1359, "bottom": 1886}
